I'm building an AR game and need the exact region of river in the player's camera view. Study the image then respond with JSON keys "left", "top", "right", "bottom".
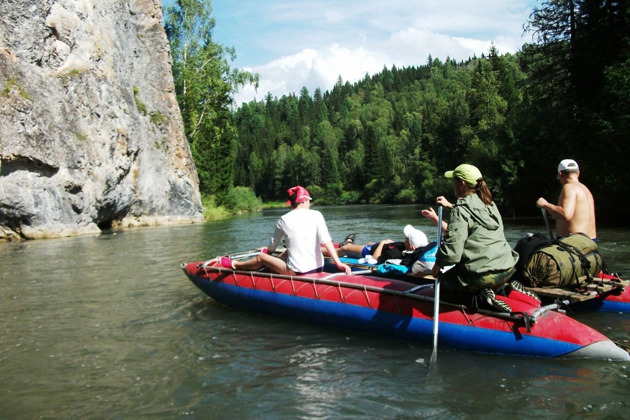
{"left": 1, "top": 204, "right": 629, "bottom": 419}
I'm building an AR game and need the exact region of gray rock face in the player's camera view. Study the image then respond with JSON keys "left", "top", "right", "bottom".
{"left": 0, "top": 0, "right": 204, "bottom": 240}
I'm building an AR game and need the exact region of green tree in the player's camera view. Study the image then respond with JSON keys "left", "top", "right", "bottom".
{"left": 522, "top": 0, "right": 630, "bottom": 220}
{"left": 315, "top": 120, "right": 341, "bottom": 187}
{"left": 524, "top": 0, "right": 576, "bottom": 103}
{"left": 164, "top": 0, "right": 258, "bottom": 196}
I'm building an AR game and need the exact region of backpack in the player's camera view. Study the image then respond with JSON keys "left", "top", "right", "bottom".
{"left": 513, "top": 233, "right": 550, "bottom": 271}
{"left": 519, "top": 233, "right": 604, "bottom": 288}
{"left": 399, "top": 241, "right": 438, "bottom": 267}
{"left": 406, "top": 241, "right": 438, "bottom": 275}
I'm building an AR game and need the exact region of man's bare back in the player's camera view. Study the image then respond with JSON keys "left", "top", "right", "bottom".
{"left": 536, "top": 159, "right": 597, "bottom": 239}
{"left": 555, "top": 180, "right": 596, "bottom": 238}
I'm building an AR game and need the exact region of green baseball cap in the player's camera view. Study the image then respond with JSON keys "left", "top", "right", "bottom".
{"left": 444, "top": 164, "right": 483, "bottom": 185}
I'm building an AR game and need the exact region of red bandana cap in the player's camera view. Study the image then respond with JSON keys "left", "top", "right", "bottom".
{"left": 286, "top": 185, "right": 312, "bottom": 206}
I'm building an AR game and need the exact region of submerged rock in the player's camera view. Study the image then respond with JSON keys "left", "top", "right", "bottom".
{"left": 0, "top": 0, "right": 203, "bottom": 240}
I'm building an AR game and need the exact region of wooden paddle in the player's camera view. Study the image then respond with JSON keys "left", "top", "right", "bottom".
{"left": 429, "top": 206, "right": 443, "bottom": 366}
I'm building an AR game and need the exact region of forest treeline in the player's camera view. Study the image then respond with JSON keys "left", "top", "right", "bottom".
{"left": 165, "top": 0, "right": 630, "bottom": 222}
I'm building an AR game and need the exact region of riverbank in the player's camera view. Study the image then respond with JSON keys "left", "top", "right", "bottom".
{"left": 201, "top": 189, "right": 285, "bottom": 221}
{"left": 203, "top": 201, "right": 285, "bottom": 220}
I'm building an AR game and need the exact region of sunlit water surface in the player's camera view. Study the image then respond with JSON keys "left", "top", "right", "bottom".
{"left": 1, "top": 205, "right": 629, "bottom": 418}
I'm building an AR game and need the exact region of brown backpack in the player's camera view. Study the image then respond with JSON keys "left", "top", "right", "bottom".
{"left": 520, "top": 233, "right": 604, "bottom": 288}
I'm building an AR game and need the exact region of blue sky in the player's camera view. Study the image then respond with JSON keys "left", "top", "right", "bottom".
{"left": 162, "top": 1, "right": 539, "bottom": 105}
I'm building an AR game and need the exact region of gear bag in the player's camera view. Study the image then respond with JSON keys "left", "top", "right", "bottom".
{"left": 514, "top": 232, "right": 550, "bottom": 271}
{"left": 519, "top": 233, "right": 604, "bottom": 288}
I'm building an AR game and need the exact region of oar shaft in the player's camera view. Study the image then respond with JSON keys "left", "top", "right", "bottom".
{"left": 430, "top": 206, "right": 443, "bottom": 365}
{"left": 541, "top": 208, "right": 554, "bottom": 241}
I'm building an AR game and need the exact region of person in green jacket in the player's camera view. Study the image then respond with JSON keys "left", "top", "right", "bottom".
{"left": 422, "top": 164, "right": 538, "bottom": 312}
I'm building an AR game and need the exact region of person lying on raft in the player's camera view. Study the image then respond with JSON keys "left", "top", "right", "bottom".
{"left": 326, "top": 225, "right": 430, "bottom": 264}
{"left": 221, "top": 186, "right": 351, "bottom": 275}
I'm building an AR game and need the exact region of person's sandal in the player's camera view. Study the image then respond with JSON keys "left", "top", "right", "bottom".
{"left": 479, "top": 288, "right": 512, "bottom": 313}
{"left": 509, "top": 280, "right": 540, "bottom": 301}
{"left": 340, "top": 233, "right": 356, "bottom": 247}
{"left": 220, "top": 256, "right": 235, "bottom": 269}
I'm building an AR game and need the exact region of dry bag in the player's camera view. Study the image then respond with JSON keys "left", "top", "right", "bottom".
{"left": 520, "top": 233, "right": 604, "bottom": 288}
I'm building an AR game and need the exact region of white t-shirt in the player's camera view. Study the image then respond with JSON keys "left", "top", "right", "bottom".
{"left": 268, "top": 208, "right": 332, "bottom": 273}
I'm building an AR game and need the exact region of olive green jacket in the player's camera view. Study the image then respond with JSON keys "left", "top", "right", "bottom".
{"left": 436, "top": 193, "right": 518, "bottom": 276}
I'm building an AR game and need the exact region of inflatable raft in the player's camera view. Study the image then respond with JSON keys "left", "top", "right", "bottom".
{"left": 181, "top": 253, "right": 630, "bottom": 360}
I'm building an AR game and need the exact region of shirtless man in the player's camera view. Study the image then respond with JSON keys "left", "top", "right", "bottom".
{"left": 536, "top": 159, "right": 597, "bottom": 239}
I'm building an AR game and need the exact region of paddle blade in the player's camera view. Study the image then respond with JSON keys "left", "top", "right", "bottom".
{"left": 541, "top": 208, "right": 554, "bottom": 241}
{"left": 429, "top": 347, "right": 437, "bottom": 366}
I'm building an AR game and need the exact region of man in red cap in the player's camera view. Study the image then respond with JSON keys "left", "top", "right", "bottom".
{"left": 222, "top": 185, "right": 351, "bottom": 275}
{"left": 536, "top": 159, "right": 597, "bottom": 240}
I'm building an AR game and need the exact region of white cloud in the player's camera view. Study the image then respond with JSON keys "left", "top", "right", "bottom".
{"left": 233, "top": 44, "right": 389, "bottom": 105}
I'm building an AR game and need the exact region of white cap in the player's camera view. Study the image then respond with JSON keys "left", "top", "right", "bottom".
{"left": 403, "top": 224, "right": 428, "bottom": 248}
{"left": 558, "top": 159, "right": 579, "bottom": 172}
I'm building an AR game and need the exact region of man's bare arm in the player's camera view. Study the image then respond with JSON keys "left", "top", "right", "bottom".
{"left": 537, "top": 185, "right": 577, "bottom": 221}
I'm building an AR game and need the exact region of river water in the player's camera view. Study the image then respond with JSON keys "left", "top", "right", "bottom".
{"left": 1, "top": 204, "right": 629, "bottom": 419}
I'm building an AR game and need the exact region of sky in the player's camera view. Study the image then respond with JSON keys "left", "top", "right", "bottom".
{"left": 162, "top": 0, "right": 540, "bottom": 106}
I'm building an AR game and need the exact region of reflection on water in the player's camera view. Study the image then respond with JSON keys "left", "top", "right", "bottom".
{"left": 1, "top": 204, "right": 629, "bottom": 418}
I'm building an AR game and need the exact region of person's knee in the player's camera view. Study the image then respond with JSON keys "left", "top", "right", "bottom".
{"left": 259, "top": 253, "right": 282, "bottom": 267}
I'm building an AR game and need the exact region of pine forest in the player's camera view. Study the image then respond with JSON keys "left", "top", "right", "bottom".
{"left": 165, "top": 0, "right": 630, "bottom": 222}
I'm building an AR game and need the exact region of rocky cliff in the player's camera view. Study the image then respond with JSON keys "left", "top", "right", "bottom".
{"left": 0, "top": 0, "right": 204, "bottom": 240}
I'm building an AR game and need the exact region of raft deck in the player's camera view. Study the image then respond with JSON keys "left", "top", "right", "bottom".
{"left": 326, "top": 256, "right": 628, "bottom": 304}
